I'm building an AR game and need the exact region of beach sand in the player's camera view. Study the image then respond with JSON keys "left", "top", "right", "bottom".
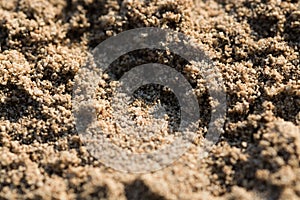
{"left": 0, "top": 0, "right": 299, "bottom": 199}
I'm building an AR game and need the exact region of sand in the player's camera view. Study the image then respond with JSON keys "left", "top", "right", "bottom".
{"left": 0, "top": 0, "right": 299, "bottom": 199}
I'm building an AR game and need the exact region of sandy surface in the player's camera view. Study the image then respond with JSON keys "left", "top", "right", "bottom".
{"left": 0, "top": 0, "right": 299, "bottom": 199}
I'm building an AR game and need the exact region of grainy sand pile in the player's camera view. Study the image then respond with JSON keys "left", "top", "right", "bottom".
{"left": 0, "top": 0, "right": 299, "bottom": 199}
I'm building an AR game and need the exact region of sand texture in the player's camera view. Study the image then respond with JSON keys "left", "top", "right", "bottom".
{"left": 0, "top": 0, "right": 299, "bottom": 199}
